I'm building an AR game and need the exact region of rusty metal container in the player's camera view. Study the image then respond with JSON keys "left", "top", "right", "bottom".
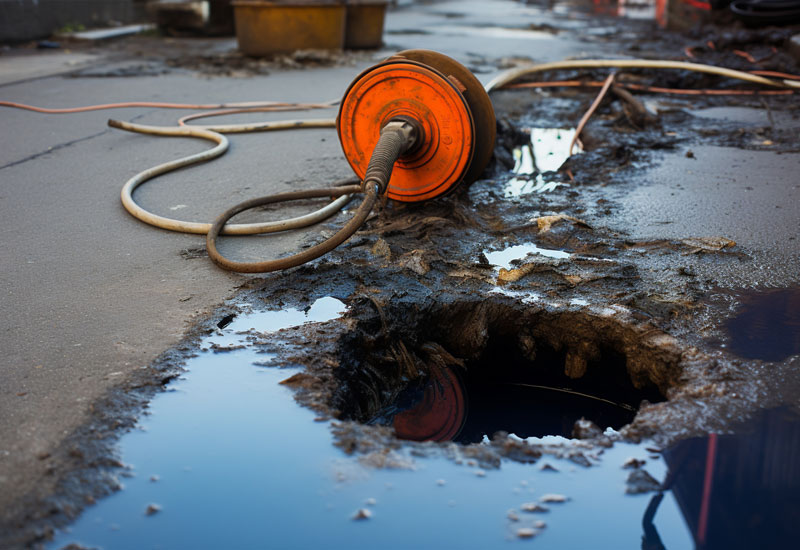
{"left": 344, "top": 0, "right": 387, "bottom": 49}
{"left": 232, "top": 1, "right": 346, "bottom": 56}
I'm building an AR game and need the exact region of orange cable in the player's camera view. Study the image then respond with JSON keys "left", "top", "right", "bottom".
{"left": 749, "top": 69, "right": 800, "bottom": 81}
{"left": 0, "top": 99, "right": 332, "bottom": 115}
{"left": 504, "top": 80, "right": 795, "bottom": 96}
{"left": 569, "top": 72, "right": 615, "bottom": 156}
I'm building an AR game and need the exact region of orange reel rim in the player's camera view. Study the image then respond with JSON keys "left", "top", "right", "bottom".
{"left": 392, "top": 366, "right": 467, "bottom": 442}
{"left": 337, "top": 59, "right": 476, "bottom": 202}
{"left": 393, "top": 49, "right": 496, "bottom": 189}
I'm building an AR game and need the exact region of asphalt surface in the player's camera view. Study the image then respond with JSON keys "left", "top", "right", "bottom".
{"left": 0, "top": 44, "right": 359, "bottom": 526}
{"left": 0, "top": 0, "right": 605, "bottom": 530}
{"left": 1, "top": 0, "right": 798, "bottom": 543}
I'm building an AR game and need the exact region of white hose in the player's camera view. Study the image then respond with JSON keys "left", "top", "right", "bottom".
{"left": 110, "top": 119, "right": 349, "bottom": 235}
{"left": 485, "top": 58, "right": 798, "bottom": 92}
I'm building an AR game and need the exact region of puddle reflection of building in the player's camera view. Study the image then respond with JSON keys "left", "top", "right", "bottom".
{"left": 644, "top": 408, "right": 800, "bottom": 549}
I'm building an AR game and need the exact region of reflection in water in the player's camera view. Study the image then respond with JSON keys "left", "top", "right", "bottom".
{"left": 724, "top": 287, "right": 800, "bottom": 362}
{"left": 647, "top": 408, "right": 800, "bottom": 549}
{"left": 504, "top": 128, "right": 576, "bottom": 198}
{"left": 392, "top": 366, "right": 467, "bottom": 442}
{"left": 218, "top": 296, "right": 347, "bottom": 338}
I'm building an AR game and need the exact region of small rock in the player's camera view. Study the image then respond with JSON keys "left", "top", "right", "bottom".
{"left": 521, "top": 502, "right": 549, "bottom": 513}
{"left": 436, "top": 479, "right": 446, "bottom": 486}
{"left": 149, "top": 475, "right": 160, "bottom": 482}
{"left": 145, "top": 503, "right": 161, "bottom": 516}
{"left": 568, "top": 452, "right": 592, "bottom": 467}
{"left": 622, "top": 458, "right": 646, "bottom": 469}
{"left": 572, "top": 418, "right": 603, "bottom": 440}
{"left": 475, "top": 469, "right": 487, "bottom": 477}
{"left": 540, "top": 493, "right": 568, "bottom": 503}
{"left": 370, "top": 239, "right": 391, "bottom": 261}
{"left": 625, "top": 469, "right": 661, "bottom": 494}
{"left": 517, "top": 527, "right": 538, "bottom": 539}
{"left": 507, "top": 510, "right": 520, "bottom": 522}
{"left": 534, "top": 520, "right": 547, "bottom": 529}
{"left": 539, "top": 463, "right": 559, "bottom": 472}
{"left": 352, "top": 508, "right": 372, "bottom": 520}
{"left": 365, "top": 497, "right": 377, "bottom": 506}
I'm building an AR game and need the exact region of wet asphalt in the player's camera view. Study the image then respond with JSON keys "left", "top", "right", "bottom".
{"left": 1, "top": 0, "right": 798, "bottom": 544}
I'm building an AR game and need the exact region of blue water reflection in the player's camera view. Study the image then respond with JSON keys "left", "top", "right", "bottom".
{"left": 50, "top": 300, "right": 699, "bottom": 550}
{"left": 653, "top": 408, "right": 800, "bottom": 550}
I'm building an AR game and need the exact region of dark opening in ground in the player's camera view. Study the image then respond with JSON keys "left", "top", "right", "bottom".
{"left": 334, "top": 298, "right": 672, "bottom": 444}
{"left": 454, "top": 338, "right": 662, "bottom": 443}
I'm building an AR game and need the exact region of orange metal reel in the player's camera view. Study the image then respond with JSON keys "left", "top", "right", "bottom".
{"left": 337, "top": 52, "right": 494, "bottom": 202}
{"left": 392, "top": 366, "right": 468, "bottom": 442}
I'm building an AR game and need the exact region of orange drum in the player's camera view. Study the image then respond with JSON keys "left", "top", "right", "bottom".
{"left": 337, "top": 50, "right": 496, "bottom": 202}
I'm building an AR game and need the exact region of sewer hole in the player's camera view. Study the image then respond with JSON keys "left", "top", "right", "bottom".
{"left": 334, "top": 300, "right": 670, "bottom": 443}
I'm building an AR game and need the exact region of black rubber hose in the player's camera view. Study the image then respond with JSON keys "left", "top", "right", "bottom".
{"left": 206, "top": 120, "right": 418, "bottom": 273}
{"left": 206, "top": 184, "right": 369, "bottom": 273}
{"left": 362, "top": 121, "right": 417, "bottom": 195}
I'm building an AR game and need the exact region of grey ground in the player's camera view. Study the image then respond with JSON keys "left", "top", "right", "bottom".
{"left": 1, "top": 0, "right": 798, "bottom": 545}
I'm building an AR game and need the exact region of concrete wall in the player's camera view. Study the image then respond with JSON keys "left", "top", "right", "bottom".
{"left": 0, "top": 0, "right": 148, "bottom": 43}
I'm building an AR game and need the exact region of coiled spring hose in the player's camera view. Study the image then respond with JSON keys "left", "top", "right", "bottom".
{"left": 98, "top": 58, "right": 797, "bottom": 273}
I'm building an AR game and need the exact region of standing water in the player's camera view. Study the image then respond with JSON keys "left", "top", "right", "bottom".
{"left": 504, "top": 128, "right": 577, "bottom": 198}
{"left": 724, "top": 287, "right": 800, "bottom": 362}
{"left": 50, "top": 297, "right": 700, "bottom": 549}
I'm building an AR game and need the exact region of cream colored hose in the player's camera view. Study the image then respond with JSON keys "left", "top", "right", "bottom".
{"left": 485, "top": 58, "right": 798, "bottom": 92}
{"left": 109, "top": 118, "right": 351, "bottom": 236}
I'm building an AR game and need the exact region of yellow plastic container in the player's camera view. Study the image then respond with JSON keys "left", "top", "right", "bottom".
{"left": 344, "top": 0, "right": 387, "bottom": 49}
{"left": 232, "top": 1, "right": 346, "bottom": 56}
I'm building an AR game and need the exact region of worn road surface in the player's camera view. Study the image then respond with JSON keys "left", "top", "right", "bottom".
{"left": 1, "top": 0, "right": 798, "bottom": 546}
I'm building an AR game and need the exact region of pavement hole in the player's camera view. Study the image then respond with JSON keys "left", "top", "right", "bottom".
{"left": 334, "top": 298, "right": 670, "bottom": 443}
{"left": 724, "top": 287, "right": 800, "bottom": 362}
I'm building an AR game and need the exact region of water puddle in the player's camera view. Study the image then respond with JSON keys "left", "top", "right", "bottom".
{"left": 724, "top": 287, "right": 800, "bottom": 362}
{"left": 659, "top": 408, "right": 800, "bottom": 548}
{"left": 504, "top": 128, "right": 577, "bottom": 198}
{"left": 207, "top": 296, "right": 347, "bottom": 349}
{"left": 485, "top": 242, "right": 571, "bottom": 270}
{"left": 49, "top": 317, "right": 694, "bottom": 549}
{"left": 429, "top": 25, "right": 556, "bottom": 41}
{"left": 53, "top": 294, "right": 800, "bottom": 549}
